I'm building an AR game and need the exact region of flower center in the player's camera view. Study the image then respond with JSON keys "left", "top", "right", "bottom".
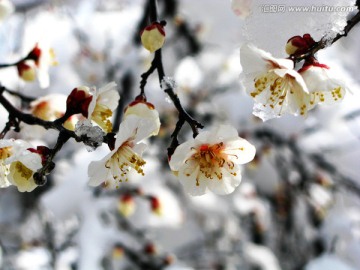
{"left": 186, "top": 142, "right": 236, "bottom": 186}
{"left": 92, "top": 103, "right": 113, "bottom": 132}
{"left": 11, "top": 161, "right": 33, "bottom": 180}
{"left": 105, "top": 143, "right": 146, "bottom": 188}
{"left": 0, "top": 147, "right": 12, "bottom": 160}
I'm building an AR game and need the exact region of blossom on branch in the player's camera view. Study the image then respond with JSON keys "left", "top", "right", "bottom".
{"left": 17, "top": 43, "right": 57, "bottom": 88}
{"left": 0, "top": 139, "right": 44, "bottom": 192}
{"left": 169, "top": 125, "right": 256, "bottom": 196}
{"left": 240, "top": 44, "right": 311, "bottom": 120}
{"left": 88, "top": 115, "right": 158, "bottom": 188}
{"left": 140, "top": 22, "right": 166, "bottom": 53}
{"left": 66, "top": 82, "right": 119, "bottom": 133}
{"left": 66, "top": 86, "right": 93, "bottom": 116}
{"left": 124, "top": 96, "right": 160, "bottom": 136}
{"left": 299, "top": 62, "right": 346, "bottom": 106}
{"left": 87, "top": 82, "right": 119, "bottom": 133}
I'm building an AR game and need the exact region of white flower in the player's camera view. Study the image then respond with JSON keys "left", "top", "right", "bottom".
{"left": 231, "top": 0, "right": 252, "bottom": 19}
{"left": 0, "top": 139, "right": 14, "bottom": 188}
{"left": 240, "top": 44, "right": 311, "bottom": 121}
{"left": 124, "top": 99, "right": 160, "bottom": 136}
{"left": 17, "top": 42, "right": 57, "bottom": 88}
{"left": 169, "top": 124, "right": 256, "bottom": 196}
{"left": 88, "top": 115, "right": 157, "bottom": 188}
{"left": 30, "top": 94, "right": 66, "bottom": 121}
{"left": 299, "top": 64, "right": 346, "bottom": 106}
{"left": 0, "top": 0, "right": 14, "bottom": 23}
{"left": 27, "top": 42, "right": 57, "bottom": 88}
{"left": 1, "top": 139, "right": 43, "bottom": 192}
{"left": 87, "top": 82, "right": 120, "bottom": 133}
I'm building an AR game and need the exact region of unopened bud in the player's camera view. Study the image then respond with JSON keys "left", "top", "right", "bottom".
{"left": 285, "top": 33, "right": 316, "bottom": 55}
{"left": 17, "top": 61, "right": 36, "bottom": 82}
{"left": 117, "top": 194, "right": 135, "bottom": 217}
{"left": 149, "top": 196, "right": 162, "bottom": 216}
{"left": 144, "top": 243, "right": 157, "bottom": 255}
{"left": 66, "top": 86, "right": 93, "bottom": 117}
{"left": 141, "top": 22, "right": 166, "bottom": 53}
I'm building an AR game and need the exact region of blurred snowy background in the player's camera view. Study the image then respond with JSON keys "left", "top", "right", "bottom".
{"left": 1, "top": 0, "right": 360, "bottom": 269}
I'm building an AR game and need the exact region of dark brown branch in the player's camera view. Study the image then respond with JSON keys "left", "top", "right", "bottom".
{"left": 139, "top": 0, "right": 203, "bottom": 158}
{"left": 0, "top": 87, "right": 112, "bottom": 145}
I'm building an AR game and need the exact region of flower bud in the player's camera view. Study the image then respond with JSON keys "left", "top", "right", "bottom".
{"left": 17, "top": 61, "right": 36, "bottom": 82}
{"left": 66, "top": 86, "right": 93, "bottom": 117}
{"left": 285, "top": 33, "right": 316, "bottom": 55}
{"left": 144, "top": 243, "right": 157, "bottom": 255}
{"left": 285, "top": 35, "right": 307, "bottom": 55}
{"left": 141, "top": 22, "right": 166, "bottom": 53}
{"left": 117, "top": 194, "right": 135, "bottom": 217}
{"left": 149, "top": 196, "right": 162, "bottom": 216}
{"left": 112, "top": 246, "right": 124, "bottom": 259}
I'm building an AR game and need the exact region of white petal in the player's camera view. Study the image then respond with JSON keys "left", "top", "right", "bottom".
{"left": 178, "top": 164, "right": 207, "bottom": 196}
{"left": 301, "top": 66, "right": 346, "bottom": 105}
{"left": 132, "top": 142, "right": 147, "bottom": 156}
{"left": 223, "top": 138, "right": 256, "bottom": 164}
{"left": 207, "top": 166, "right": 242, "bottom": 195}
{"left": 88, "top": 159, "right": 110, "bottom": 186}
{"left": 37, "top": 68, "right": 50, "bottom": 89}
{"left": 193, "top": 131, "right": 212, "bottom": 144}
{"left": 211, "top": 124, "right": 239, "bottom": 142}
{"left": 169, "top": 139, "right": 196, "bottom": 171}
{"left": 124, "top": 103, "right": 160, "bottom": 136}
{"left": 18, "top": 152, "right": 42, "bottom": 171}
{"left": 98, "top": 82, "right": 120, "bottom": 111}
{"left": 0, "top": 139, "right": 15, "bottom": 148}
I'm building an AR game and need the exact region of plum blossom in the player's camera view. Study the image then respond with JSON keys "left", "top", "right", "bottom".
{"left": 240, "top": 43, "right": 311, "bottom": 120}
{"left": 17, "top": 43, "right": 57, "bottom": 88}
{"left": 124, "top": 97, "right": 160, "bottom": 136}
{"left": 88, "top": 115, "right": 158, "bottom": 188}
{"left": 0, "top": 139, "right": 43, "bottom": 192}
{"left": 87, "top": 82, "right": 120, "bottom": 133}
{"left": 0, "top": 139, "right": 13, "bottom": 188}
{"left": 169, "top": 124, "right": 256, "bottom": 196}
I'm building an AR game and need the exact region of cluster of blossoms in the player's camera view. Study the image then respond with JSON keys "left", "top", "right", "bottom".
{"left": 240, "top": 34, "right": 347, "bottom": 121}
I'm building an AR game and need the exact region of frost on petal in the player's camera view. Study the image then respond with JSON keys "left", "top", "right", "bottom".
{"left": 75, "top": 120, "right": 105, "bottom": 151}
